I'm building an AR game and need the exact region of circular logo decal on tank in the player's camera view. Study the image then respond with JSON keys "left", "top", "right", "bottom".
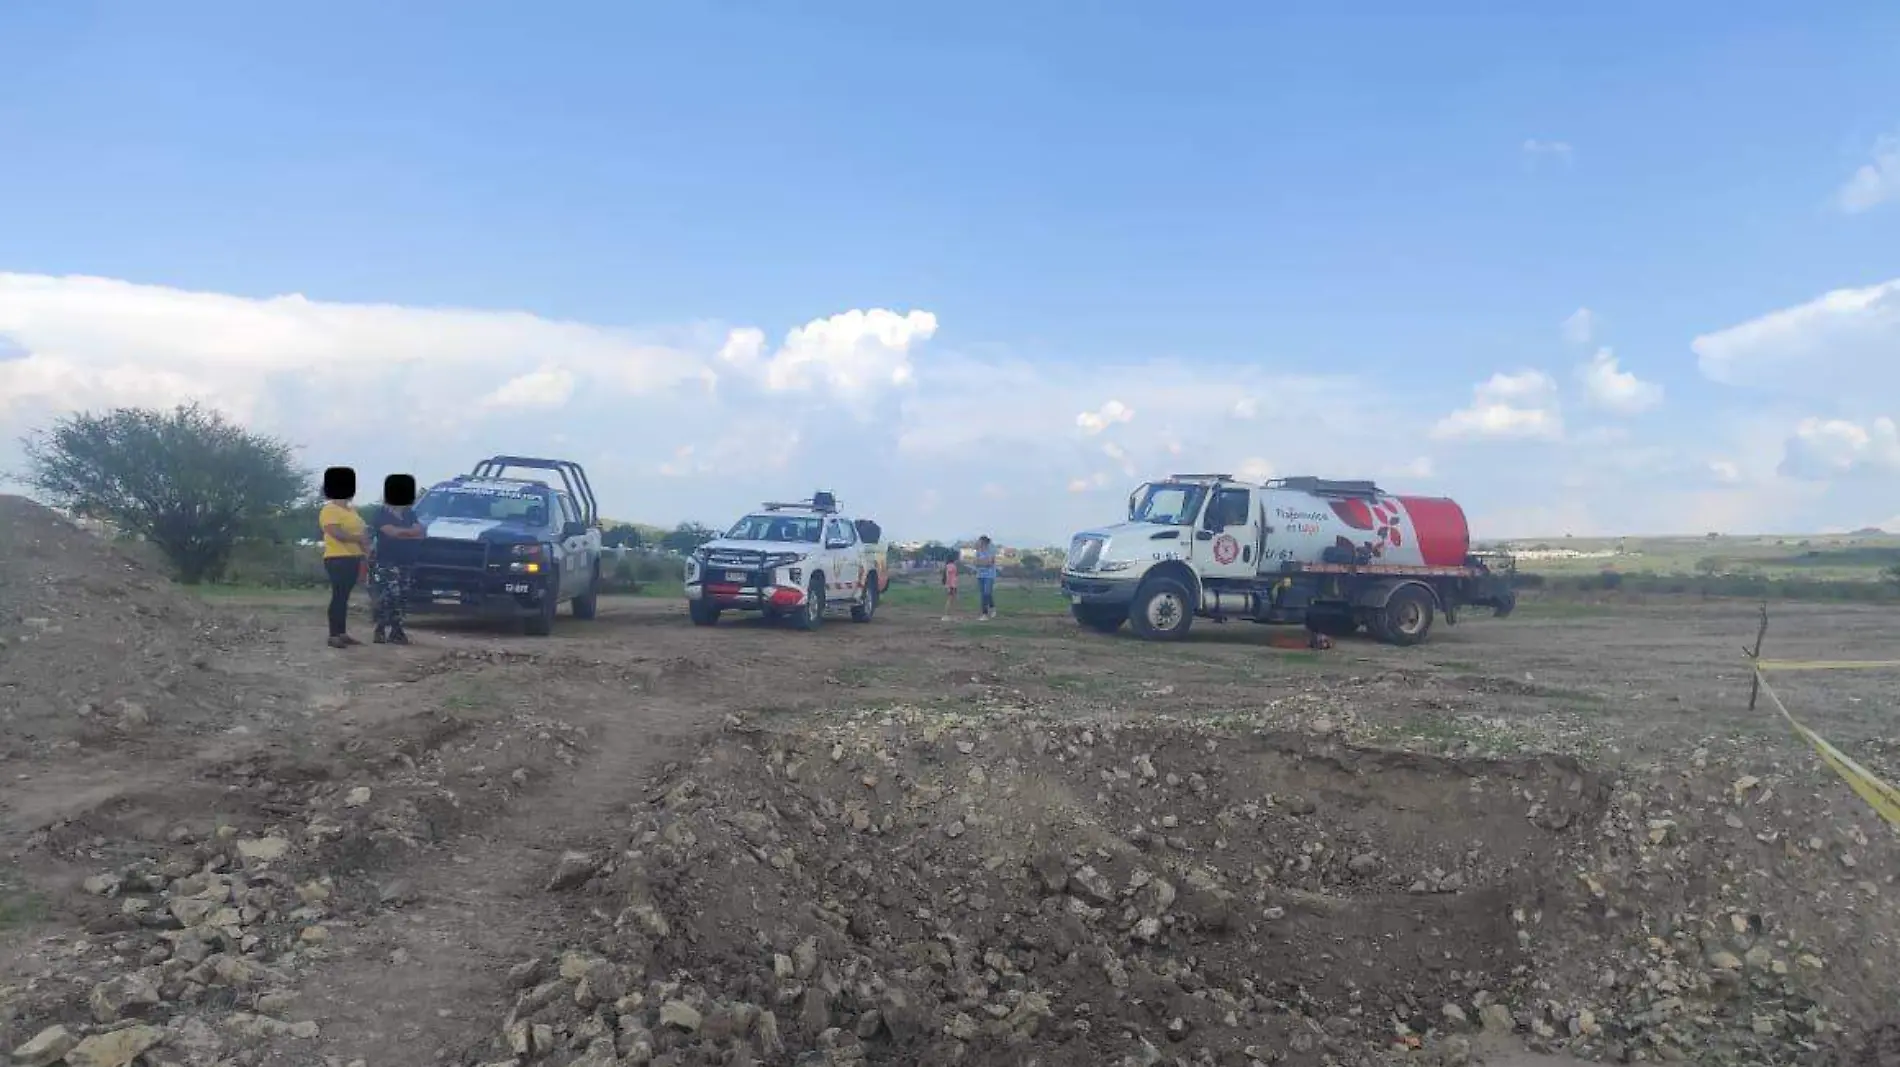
{"left": 1212, "top": 534, "right": 1240, "bottom": 565}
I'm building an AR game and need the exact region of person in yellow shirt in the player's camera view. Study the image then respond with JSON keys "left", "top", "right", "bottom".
{"left": 319, "top": 469, "right": 372, "bottom": 648}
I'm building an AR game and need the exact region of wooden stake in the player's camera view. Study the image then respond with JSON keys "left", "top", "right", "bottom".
{"left": 1745, "top": 601, "right": 1769, "bottom": 711}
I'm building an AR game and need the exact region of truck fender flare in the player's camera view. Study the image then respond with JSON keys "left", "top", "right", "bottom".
{"left": 1353, "top": 578, "right": 1442, "bottom": 614}
{"left": 1141, "top": 560, "right": 1202, "bottom": 610}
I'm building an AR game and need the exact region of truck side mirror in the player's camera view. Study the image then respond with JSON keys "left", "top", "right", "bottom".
{"left": 562, "top": 520, "right": 587, "bottom": 538}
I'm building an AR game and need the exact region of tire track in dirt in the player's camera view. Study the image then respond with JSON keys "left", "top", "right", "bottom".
{"left": 253, "top": 627, "right": 741, "bottom": 1065}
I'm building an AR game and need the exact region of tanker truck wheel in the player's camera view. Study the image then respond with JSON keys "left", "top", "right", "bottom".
{"left": 1371, "top": 585, "right": 1434, "bottom": 646}
{"left": 1493, "top": 588, "right": 1517, "bottom": 618}
{"left": 1129, "top": 577, "right": 1194, "bottom": 642}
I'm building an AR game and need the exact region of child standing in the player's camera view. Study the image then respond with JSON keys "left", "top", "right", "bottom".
{"left": 941, "top": 555, "right": 960, "bottom": 621}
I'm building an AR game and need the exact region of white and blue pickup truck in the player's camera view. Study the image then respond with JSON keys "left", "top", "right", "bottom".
{"left": 401, "top": 455, "right": 604, "bottom": 636}
{"left": 683, "top": 492, "right": 889, "bottom": 631}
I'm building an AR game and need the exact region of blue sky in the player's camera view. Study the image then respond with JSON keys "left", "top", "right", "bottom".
{"left": 3, "top": 1, "right": 1900, "bottom": 543}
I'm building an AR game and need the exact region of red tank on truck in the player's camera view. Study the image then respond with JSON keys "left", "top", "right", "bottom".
{"left": 1059, "top": 474, "right": 1518, "bottom": 645}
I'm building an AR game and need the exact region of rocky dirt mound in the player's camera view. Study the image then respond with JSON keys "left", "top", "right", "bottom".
{"left": 467, "top": 709, "right": 1900, "bottom": 1067}
{"left": 0, "top": 495, "right": 260, "bottom": 756}
{"left": 0, "top": 654, "right": 627, "bottom": 1066}
{"left": 471, "top": 712, "right": 1620, "bottom": 1067}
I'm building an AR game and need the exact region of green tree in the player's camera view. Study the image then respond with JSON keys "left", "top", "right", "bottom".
{"left": 603, "top": 524, "right": 645, "bottom": 549}
{"left": 1020, "top": 553, "right": 1045, "bottom": 572}
{"left": 260, "top": 502, "right": 323, "bottom": 544}
{"left": 917, "top": 541, "right": 959, "bottom": 564}
{"left": 20, "top": 403, "right": 308, "bottom": 583}
{"left": 660, "top": 521, "right": 718, "bottom": 554}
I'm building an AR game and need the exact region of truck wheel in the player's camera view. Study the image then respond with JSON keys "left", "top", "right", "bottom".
{"left": 524, "top": 581, "right": 559, "bottom": 637}
{"left": 850, "top": 574, "right": 878, "bottom": 623}
{"left": 689, "top": 599, "right": 720, "bottom": 627}
{"left": 1129, "top": 577, "right": 1193, "bottom": 642}
{"left": 1371, "top": 585, "right": 1434, "bottom": 646}
{"left": 1493, "top": 588, "right": 1517, "bottom": 618}
{"left": 794, "top": 577, "right": 826, "bottom": 632}
{"left": 572, "top": 564, "right": 600, "bottom": 619}
{"left": 1071, "top": 603, "right": 1125, "bottom": 634}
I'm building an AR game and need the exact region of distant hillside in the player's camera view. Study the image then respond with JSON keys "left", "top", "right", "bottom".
{"left": 1486, "top": 531, "right": 1900, "bottom": 582}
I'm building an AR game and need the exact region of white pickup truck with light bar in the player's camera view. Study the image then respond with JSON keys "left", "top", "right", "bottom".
{"left": 684, "top": 492, "right": 889, "bottom": 630}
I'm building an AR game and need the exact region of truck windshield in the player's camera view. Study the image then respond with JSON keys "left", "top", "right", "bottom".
{"left": 725, "top": 514, "right": 822, "bottom": 543}
{"left": 415, "top": 488, "right": 550, "bottom": 525}
{"left": 1130, "top": 483, "right": 1207, "bottom": 526}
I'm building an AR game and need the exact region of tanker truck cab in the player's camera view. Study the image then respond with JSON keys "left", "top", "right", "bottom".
{"left": 1061, "top": 474, "right": 1516, "bottom": 645}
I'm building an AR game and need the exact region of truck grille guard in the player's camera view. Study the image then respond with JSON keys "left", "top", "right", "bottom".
{"left": 416, "top": 538, "right": 489, "bottom": 573}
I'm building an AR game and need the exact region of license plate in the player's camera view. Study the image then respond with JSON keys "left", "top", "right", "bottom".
{"left": 1070, "top": 594, "right": 1083, "bottom": 605}
{"left": 504, "top": 583, "right": 530, "bottom": 594}
{"left": 725, "top": 571, "right": 746, "bottom": 582}
{"left": 432, "top": 589, "right": 458, "bottom": 601}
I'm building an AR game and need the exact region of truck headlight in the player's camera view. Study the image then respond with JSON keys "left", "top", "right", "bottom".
{"left": 1097, "top": 560, "right": 1135, "bottom": 573}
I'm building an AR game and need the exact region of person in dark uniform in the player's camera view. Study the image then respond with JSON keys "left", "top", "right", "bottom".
{"left": 371, "top": 474, "right": 425, "bottom": 644}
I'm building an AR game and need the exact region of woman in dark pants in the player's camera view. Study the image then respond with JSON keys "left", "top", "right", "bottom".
{"left": 319, "top": 489, "right": 372, "bottom": 648}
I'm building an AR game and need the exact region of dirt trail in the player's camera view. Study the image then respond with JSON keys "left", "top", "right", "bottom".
{"left": 273, "top": 651, "right": 724, "bottom": 1066}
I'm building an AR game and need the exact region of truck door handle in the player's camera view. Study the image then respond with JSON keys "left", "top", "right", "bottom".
{"left": 1243, "top": 547, "right": 1252, "bottom": 562}
{"left": 1196, "top": 530, "right": 1213, "bottom": 540}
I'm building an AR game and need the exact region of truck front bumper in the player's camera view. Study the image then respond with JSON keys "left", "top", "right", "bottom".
{"left": 686, "top": 578, "right": 806, "bottom": 611}
{"left": 405, "top": 566, "right": 554, "bottom": 618}
{"left": 1060, "top": 573, "right": 1139, "bottom": 608}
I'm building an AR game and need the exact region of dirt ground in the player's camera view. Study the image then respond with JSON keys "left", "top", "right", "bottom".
{"left": 4, "top": 497, "right": 1900, "bottom": 1067}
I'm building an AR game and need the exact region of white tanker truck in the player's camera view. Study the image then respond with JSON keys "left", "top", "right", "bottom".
{"left": 1060, "top": 474, "right": 1517, "bottom": 645}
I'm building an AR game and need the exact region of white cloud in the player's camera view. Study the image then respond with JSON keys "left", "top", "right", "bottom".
{"left": 1561, "top": 307, "right": 1597, "bottom": 345}
{"left": 1, "top": 271, "right": 1891, "bottom": 543}
{"left": 1523, "top": 139, "right": 1574, "bottom": 166}
{"left": 481, "top": 366, "right": 575, "bottom": 411}
{"left": 1692, "top": 277, "right": 1900, "bottom": 399}
{"left": 1708, "top": 459, "right": 1742, "bottom": 485}
{"left": 1431, "top": 370, "right": 1563, "bottom": 441}
{"left": 754, "top": 309, "right": 936, "bottom": 400}
{"left": 1778, "top": 416, "right": 1900, "bottom": 480}
{"left": 1577, "top": 348, "right": 1662, "bottom": 415}
{"left": 717, "top": 327, "right": 766, "bottom": 367}
{"left": 1235, "top": 457, "right": 1274, "bottom": 483}
{"left": 1838, "top": 133, "right": 1900, "bottom": 214}
{"left": 1076, "top": 399, "right": 1134, "bottom": 434}
{"left": 0, "top": 272, "right": 714, "bottom": 427}
{"left": 656, "top": 427, "right": 802, "bottom": 478}
{"left": 1231, "top": 397, "right": 1258, "bottom": 419}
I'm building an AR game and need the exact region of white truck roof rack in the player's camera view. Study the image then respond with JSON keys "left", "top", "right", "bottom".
{"left": 761, "top": 490, "right": 838, "bottom": 514}
{"left": 1268, "top": 476, "right": 1383, "bottom": 497}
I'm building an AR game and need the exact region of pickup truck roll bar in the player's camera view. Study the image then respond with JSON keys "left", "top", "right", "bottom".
{"left": 469, "top": 455, "right": 598, "bottom": 526}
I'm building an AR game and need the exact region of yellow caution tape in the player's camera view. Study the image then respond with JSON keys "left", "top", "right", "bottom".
{"left": 1754, "top": 669, "right": 1900, "bottom": 828}
{"left": 1755, "top": 659, "right": 1900, "bottom": 672}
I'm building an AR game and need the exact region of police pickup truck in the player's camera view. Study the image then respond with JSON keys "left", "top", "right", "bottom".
{"left": 405, "top": 456, "right": 604, "bottom": 636}
{"left": 684, "top": 492, "right": 888, "bottom": 630}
